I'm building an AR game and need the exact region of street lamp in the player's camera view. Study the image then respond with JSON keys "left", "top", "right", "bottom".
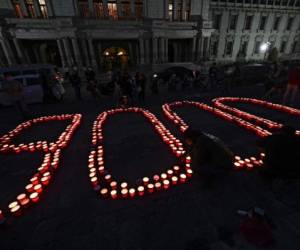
{"left": 260, "top": 42, "right": 271, "bottom": 60}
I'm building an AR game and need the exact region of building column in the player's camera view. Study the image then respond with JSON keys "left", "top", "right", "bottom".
{"left": 145, "top": 39, "right": 150, "bottom": 64}
{"left": 130, "top": 0, "right": 135, "bottom": 17}
{"left": 62, "top": 38, "right": 73, "bottom": 67}
{"left": 165, "top": 38, "right": 169, "bottom": 63}
{"left": 152, "top": 37, "right": 158, "bottom": 63}
{"left": 71, "top": 38, "right": 82, "bottom": 68}
{"left": 13, "top": 38, "right": 25, "bottom": 63}
{"left": 88, "top": 38, "right": 98, "bottom": 69}
{"left": 97, "top": 43, "right": 103, "bottom": 68}
{"left": 139, "top": 38, "right": 145, "bottom": 64}
{"left": 56, "top": 39, "right": 67, "bottom": 68}
{"left": 116, "top": 0, "right": 122, "bottom": 18}
{"left": 103, "top": 0, "right": 109, "bottom": 18}
{"left": 196, "top": 37, "right": 203, "bottom": 61}
{"left": 0, "top": 38, "right": 14, "bottom": 66}
{"left": 192, "top": 36, "right": 197, "bottom": 61}
{"left": 159, "top": 38, "right": 165, "bottom": 63}
{"left": 45, "top": 0, "right": 54, "bottom": 17}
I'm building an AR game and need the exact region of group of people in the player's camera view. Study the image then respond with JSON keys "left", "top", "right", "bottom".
{"left": 264, "top": 62, "right": 300, "bottom": 106}
{"left": 183, "top": 125, "right": 300, "bottom": 187}
{"left": 112, "top": 71, "right": 147, "bottom": 107}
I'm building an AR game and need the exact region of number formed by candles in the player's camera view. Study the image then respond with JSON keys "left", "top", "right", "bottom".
{"left": 212, "top": 97, "right": 300, "bottom": 136}
{"left": 162, "top": 101, "right": 266, "bottom": 170}
{"left": 88, "top": 107, "right": 192, "bottom": 199}
{"left": 0, "top": 114, "right": 82, "bottom": 220}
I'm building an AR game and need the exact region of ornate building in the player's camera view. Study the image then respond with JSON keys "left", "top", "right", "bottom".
{"left": 0, "top": 0, "right": 299, "bottom": 70}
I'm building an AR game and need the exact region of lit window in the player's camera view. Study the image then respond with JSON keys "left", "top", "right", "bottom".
{"left": 94, "top": 0, "right": 105, "bottom": 19}
{"left": 121, "top": 0, "right": 131, "bottom": 18}
{"left": 108, "top": 0, "right": 118, "bottom": 20}
{"left": 11, "top": 0, "right": 23, "bottom": 18}
{"left": 286, "top": 17, "right": 294, "bottom": 31}
{"left": 135, "top": 0, "right": 143, "bottom": 19}
{"left": 25, "top": 0, "right": 36, "bottom": 18}
{"left": 259, "top": 16, "right": 267, "bottom": 31}
{"left": 225, "top": 41, "right": 233, "bottom": 56}
{"left": 78, "top": 0, "right": 89, "bottom": 17}
{"left": 38, "top": 0, "right": 48, "bottom": 18}
{"left": 244, "top": 15, "right": 253, "bottom": 30}
{"left": 168, "top": 0, "right": 174, "bottom": 21}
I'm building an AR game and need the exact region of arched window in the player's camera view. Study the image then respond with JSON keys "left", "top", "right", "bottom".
{"left": 78, "top": 0, "right": 89, "bottom": 17}
{"left": 108, "top": 0, "right": 118, "bottom": 20}
{"left": 38, "top": 0, "right": 48, "bottom": 18}
{"left": 121, "top": 0, "right": 131, "bottom": 18}
{"left": 94, "top": 0, "right": 105, "bottom": 19}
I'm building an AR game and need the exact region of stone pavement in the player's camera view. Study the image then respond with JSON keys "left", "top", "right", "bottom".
{"left": 0, "top": 84, "right": 300, "bottom": 250}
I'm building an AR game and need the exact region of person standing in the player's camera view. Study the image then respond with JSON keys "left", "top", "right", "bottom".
{"left": 69, "top": 68, "right": 82, "bottom": 101}
{"left": 3, "top": 74, "right": 31, "bottom": 121}
{"left": 283, "top": 65, "right": 300, "bottom": 105}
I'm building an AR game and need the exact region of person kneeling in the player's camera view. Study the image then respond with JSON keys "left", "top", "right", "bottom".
{"left": 183, "top": 128, "right": 234, "bottom": 186}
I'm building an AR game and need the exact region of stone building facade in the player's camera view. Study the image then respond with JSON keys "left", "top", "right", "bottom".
{"left": 0, "top": 0, "right": 299, "bottom": 71}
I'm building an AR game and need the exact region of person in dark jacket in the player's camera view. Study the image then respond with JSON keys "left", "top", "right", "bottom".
{"left": 258, "top": 125, "right": 300, "bottom": 179}
{"left": 69, "top": 68, "right": 82, "bottom": 101}
{"left": 184, "top": 128, "right": 234, "bottom": 183}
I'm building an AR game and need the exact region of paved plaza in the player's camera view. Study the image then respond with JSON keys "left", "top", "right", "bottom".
{"left": 1, "top": 85, "right": 300, "bottom": 250}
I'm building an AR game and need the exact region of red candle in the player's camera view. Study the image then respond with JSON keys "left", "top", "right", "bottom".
{"left": 30, "top": 177, "right": 39, "bottom": 185}
{"left": 129, "top": 188, "right": 136, "bottom": 198}
{"left": 34, "top": 184, "right": 43, "bottom": 194}
{"left": 167, "top": 170, "right": 173, "bottom": 178}
{"left": 26, "top": 183, "right": 34, "bottom": 193}
{"left": 98, "top": 166, "right": 105, "bottom": 174}
{"left": 110, "top": 181, "right": 117, "bottom": 189}
{"left": 121, "top": 189, "right": 128, "bottom": 198}
{"left": 8, "top": 201, "right": 18, "bottom": 210}
{"left": 143, "top": 177, "right": 149, "bottom": 185}
{"left": 186, "top": 169, "right": 193, "bottom": 177}
{"left": 104, "top": 174, "right": 112, "bottom": 183}
{"left": 171, "top": 176, "right": 178, "bottom": 185}
{"left": 41, "top": 176, "right": 50, "bottom": 186}
{"left": 111, "top": 190, "right": 117, "bottom": 199}
{"left": 155, "top": 182, "right": 162, "bottom": 190}
{"left": 137, "top": 186, "right": 145, "bottom": 196}
{"left": 91, "top": 177, "right": 99, "bottom": 187}
{"left": 10, "top": 205, "right": 21, "bottom": 217}
{"left": 121, "top": 182, "right": 128, "bottom": 189}
{"left": 89, "top": 172, "right": 96, "bottom": 178}
{"left": 100, "top": 188, "right": 108, "bottom": 198}
{"left": 163, "top": 180, "right": 170, "bottom": 189}
{"left": 160, "top": 173, "right": 167, "bottom": 180}
{"left": 180, "top": 174, "right": 187, "bottom": 183}
{"left": 147, "top": 183, "right": 154, "bottom": 193}
{"left": 186, "top": 156, "right": 191, "bottom": 163}
{"left": 173, "top": 166, "right": 180, "bottom": 173}
{"left": 0, "top": 210, "right": 4, "bottom": 222}
{"left": 153, "top": 175, "right": 160, "bottom": 182}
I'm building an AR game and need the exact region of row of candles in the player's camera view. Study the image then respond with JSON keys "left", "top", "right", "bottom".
{"left": 213, "top": 97, "right": 300, "bottom": 136}
{"left": 88, "top": 107, "right": 193, "bottom": 199}
{"left": 0, "top": 114, "right": 82, "bottom": 221}
{"left": 162, "top": 101, "right": 268, "bottom": 170}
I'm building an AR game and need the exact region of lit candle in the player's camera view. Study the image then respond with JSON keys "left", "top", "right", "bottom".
{"left": 171, "top": 176, "right": 178, "bottom": 185}
{"left": 173, "top": 166, "right": 180, "bottom": 173}
{"left": 153, "top": 175, "right": 160, "bottom": 182}
{"left": 186, "top": 169, "right": 193, "bottom": 177}
{"left": 155, "top": 182, "right": 162, "bottom": 190}
{"left": 167, "top": 170, "right": 173, "bottom": 178}
{"left": 160, "top": 173, "right": 167, "bottom": 180}
{"left": 8, "top": 201, "right": 18, "bottom": 210}
{"left": 163, "top": 180, "right": 170, "bottom": 189}
{"left": 30, "top": 177, "right": 39, "bottom": 185}
{"left": 33, "top": 184, "right": 43, "bottom": 194}
{"left": 111, "top": 190, "right": 117, "bottom": 199}
{"left": 121, "top": 189, "right": 128, "bottom": 198}
{"left": 180, "top": 174, "right": 187, "bottom": 183}
{"left": 143, "top": 177, "right": 149, "bottom": 185}
{"left": 120, "top": 182, "right": 128, "bottom": 189}
{"left": 91, "top": 177, "right": 99, "bottom": 187}
{"left": 41, "top": 176, "right": 50, "bottom": 186}
{"left": 147, "top": 183, "right": 154, "bottom": 193}
{"left": 110, "top": 181, "right": 117, "bottom": 189}
{"left": 10, "top": 205, "right": 21, "bottom": 217}
{"left": 0, "top": 210, "right": 5, "bottom": 223}
{"left": 234, "top": 162, "right": 241, "bottom": 169}
{"left": 26, "top": 183, "right": 34, "bottom": 193}
{"left": 100, "top": 188, "right": 108, "bottom": 198}
{"left": 137, "top": 186, "right": 145, "bottom": 196}
{"left": 17, "top": 194, "right": 27, "bottom": 203}
{"left": 129, "top": 188, "right": 136, "bottom": 198}
{"left": 104, "top": 174, "right": 112, "bottom": 183}
{"left": 186, "top": 156, "right": 191, "bottom": 163}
